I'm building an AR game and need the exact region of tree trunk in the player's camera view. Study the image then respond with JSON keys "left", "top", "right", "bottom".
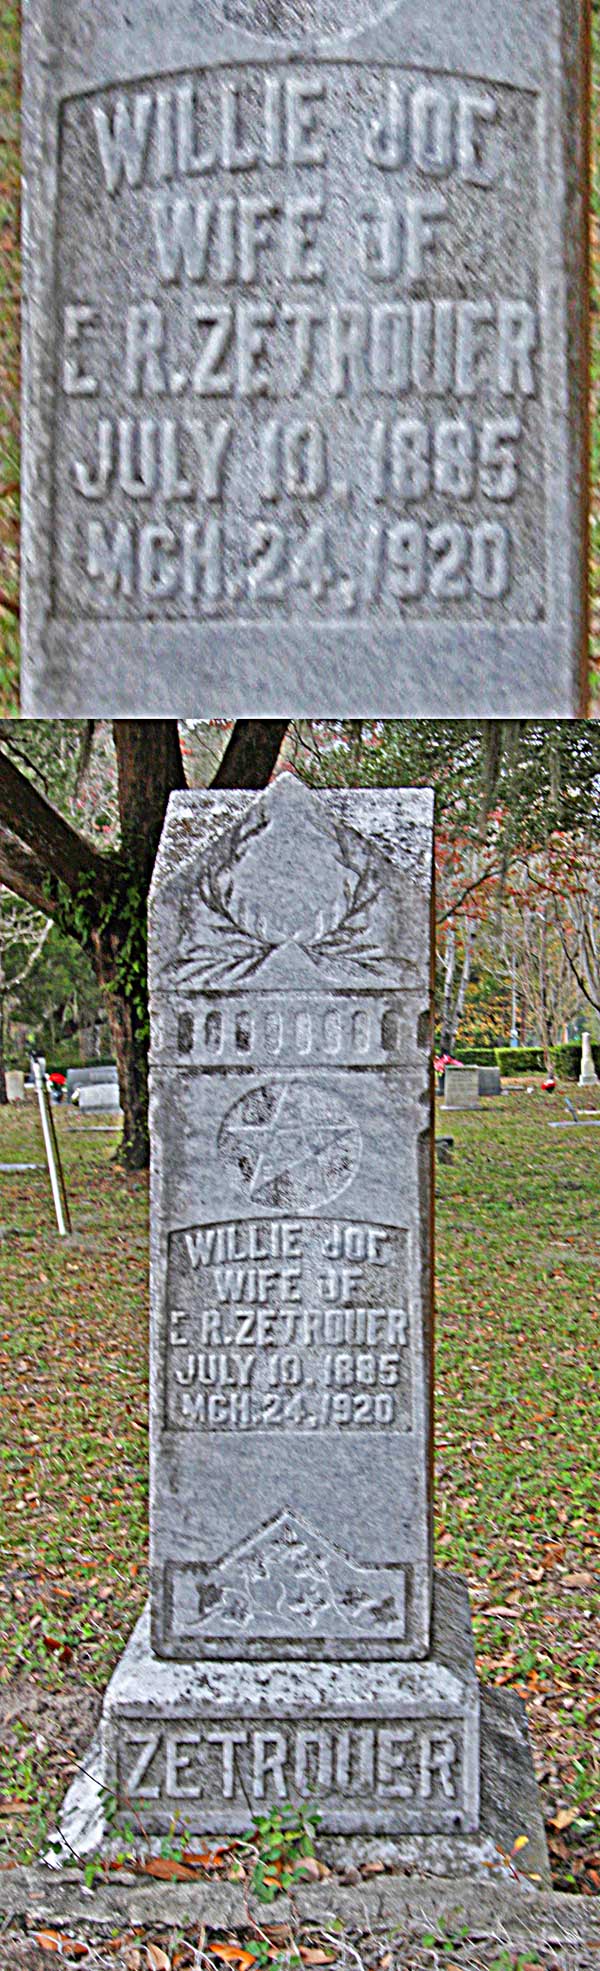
{"left": 93, "top": 928, "right": 149, "bottom": 1168}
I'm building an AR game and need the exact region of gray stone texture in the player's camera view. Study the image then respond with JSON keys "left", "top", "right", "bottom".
{"left": 148, "top": 780, "right": 436, "bottom": 1668}
{"left": 478, "top": 1067, "right": 501, "bottom": 1097}
{"left": 444, "top": 1067, "right": 480, "bottom": 1111}
{"left": 100, "top": 1575, "right": 480, "bottom": 1837}
{"left": 5, "top": 1071, "right": 25, "bottom": 1102}
{"left": 77, "top": 1084, "right": 122, "bottom": 1112}
{"left": 66, "top": 1066, "right": 118, "bottom": 1099}
{"left": 21, "top": 0, "right": 589, "bottom": 716}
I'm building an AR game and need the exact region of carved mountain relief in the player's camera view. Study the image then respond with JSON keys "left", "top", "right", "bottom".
{"left": 168, "top": 1511, "right": 407, "bottom": 1640}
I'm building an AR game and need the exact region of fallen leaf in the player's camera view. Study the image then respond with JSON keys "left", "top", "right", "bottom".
{"left": 210, "top": 1948, "right": 256, "bottom": 1970}
{"left": 299, "top": 1952, "right": 335, "bottom": 1965}
{"left": 361, "top": 1860, "right": 385, "bottom": 1875}
{"left": 551, "top": 1807, "right": 580, "bottom": 1830}
{"left": 146, "top": 1947, "right": 171, "bottom": 1971}
{"left": 512, "top": 1835, "right": 530, "bottom": 1853}
{"left": 32, "top": 1937, "right": 62, "bottom": 1956}
{"left": 142, "top": 1857, "right": 198, "bottom": 1882}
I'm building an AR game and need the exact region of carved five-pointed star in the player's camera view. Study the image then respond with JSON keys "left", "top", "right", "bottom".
{"left": 233, "top": 1084, "right": 357, "bottom": 1195}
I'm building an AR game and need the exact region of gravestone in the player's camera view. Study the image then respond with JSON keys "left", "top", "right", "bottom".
{"left": 579, "top": 1034, "right": 599, "bottom": 1088}
{"left": 66, "top": 1065, "right": 119, "bottom": 1101}
{"left": 478, "top": 1067, "right": 501, "bottom": 1098}
{"left": 444, "top": 1066, "right": 480, "bottom": 1111}
{"left": 22, "top": 0, "right": 588, "bottom": 717}
{"left": 78, "top": 1084, "right": 123, "bottom": 1113}
{"left": 5, "top": 1071, "right": 25, "bottom": 1103}
{"left": 94, "top": 777, "right": 488, "bottom": 1840}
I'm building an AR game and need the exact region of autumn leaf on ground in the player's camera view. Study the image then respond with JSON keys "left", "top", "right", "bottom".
{"left": 146, "top": 1946, "right": 171, "bottom": 1971}
{"left": 209, "top": 1947, "right": 257, "bottom": 1970}
{"left": 141, "top": 1856, "right": 198, "bottom": 1882}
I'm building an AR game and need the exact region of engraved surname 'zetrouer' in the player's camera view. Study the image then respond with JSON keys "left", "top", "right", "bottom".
{"left": 112, "top": 299, "right": 539, "bottom": 400}
{"left": 170, "top": 1307, "right": 408, "bottom": 1347}
{"left": 120, "top": 1725, "right": 459, "bottom": 1802}
{"left": 93, "top": 78, "right": 328, "bottom": 195}
{"left": 366, "top": 82, "right": 497, "bottom": 183}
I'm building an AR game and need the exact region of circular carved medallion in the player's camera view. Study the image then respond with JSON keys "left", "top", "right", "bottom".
{"left": 218, "top": 1079, "right": 362, "bottom": 1211}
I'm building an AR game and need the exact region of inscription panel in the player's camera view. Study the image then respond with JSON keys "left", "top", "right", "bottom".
{"left": 113, "top": 1710, "right": 473, "bottom": 1833}
{"left": 166, "top": 1217, "right": 411, "bottom": 1432}
{"left": 55, "top": 67, "right": 544, "bottom": 626}
{"left": 23, "top": 1, "right": 589, "bottom": 712}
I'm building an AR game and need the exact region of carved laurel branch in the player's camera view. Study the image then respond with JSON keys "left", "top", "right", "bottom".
{"left": 180, "top": 810, "right": 388, "bottom": 986}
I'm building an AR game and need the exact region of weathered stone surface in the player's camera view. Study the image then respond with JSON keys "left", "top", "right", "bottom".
{"left": 66, "top": 1066, "right": 118, "bottom": 1100}
{"left": 444, "top": 1067, "right": 480, "bottom": 1111}
{"left": 478, "top": 1067, "right": 501, "bottom": 1097}
{"left": 148, "top": 780, "right": 435, "bottom": 1666}
{"left": 78, "top": 1084, "right": 122, "bottom": 1112}
{"left": 52, "top": 1687, "right": 548, "bottom": 1882}
{"left": 579, "top": 1034, "right": 599, "bottom": 1087}
{"left": 5, "top": 1071, "right": 25, "bottom": 1102}
{"left": 22, "top": 0, "right": 589, "bottom": 716}
{"left": 100, "top": 1575, "right": 479, "bottom": 1837}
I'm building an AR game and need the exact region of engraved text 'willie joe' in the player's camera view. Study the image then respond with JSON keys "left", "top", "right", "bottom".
{"left": 167, "top": 1218, "right": 410, "bottom": 1431}
{"left": 56, "top": 65, "right": 544, "bottom": 624}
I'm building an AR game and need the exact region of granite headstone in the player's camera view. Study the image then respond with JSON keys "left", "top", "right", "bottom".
{"left": 444, "top": 1067, "right": 480, "bottom": 1112}
{"left": 22, "top": 0, "right": 588, "bottom": 716}
{"left": 478, "top": 1067, "right": 501, "bottom": 1098}
{"left": 94, "top": 777, "right": 483, "bottom": 1838}
{"left": 78, "top": 1084, "right": 123, "bottom": 1113}
{"left": 67, "top": 1066, "right": 119, "bottom": 1101}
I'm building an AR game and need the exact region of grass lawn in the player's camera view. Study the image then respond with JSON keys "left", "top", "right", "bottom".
{"left": 0, "top": 1090, "right": 598, "bottom": 1893}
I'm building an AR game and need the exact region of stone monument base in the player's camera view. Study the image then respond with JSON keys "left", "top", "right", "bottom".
{"left": 52, "top": 1574, "right": 548, "bottom": 1875}
{"left": 100, "top": 1575, "right": 480, "bottom": 1842}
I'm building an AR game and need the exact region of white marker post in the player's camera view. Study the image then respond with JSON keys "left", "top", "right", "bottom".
{"left": 32, "top": 1058, "right": 72, "bottom": 1237}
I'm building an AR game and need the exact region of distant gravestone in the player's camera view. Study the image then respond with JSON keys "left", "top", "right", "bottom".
{"left": 444, "top": 1067, "right": 480, "bottom": 1111}
{"left": 22, "top": 0, "right": 588, "bottom": 717}
{"left": 5, "top": 1072, "right": 25, "bottom": 1103}
{"left": 478, "top": 1067, "right": 501, "bottom": 1098}
{"left": 579, "top": 1034, "right": 599, "bottom": 1088}
{"left": 66, "top": 1066, "right": 119, "bottom": 1101}
{"left": 78, "top": 1084, "right": 122, "bottom": 1112}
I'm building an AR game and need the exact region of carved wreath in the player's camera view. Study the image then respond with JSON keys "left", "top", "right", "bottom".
{"left": 176, "top": 805, "right": 390, "bottom": 987}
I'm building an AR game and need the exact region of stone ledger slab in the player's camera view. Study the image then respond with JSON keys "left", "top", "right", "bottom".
{"left": 21, "top": 0, "right": 589, "bottom": 715}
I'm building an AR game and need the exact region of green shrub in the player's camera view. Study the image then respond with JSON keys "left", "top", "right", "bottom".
{"left": 495, "top": 1047, "right": 545, "bottom": 1076}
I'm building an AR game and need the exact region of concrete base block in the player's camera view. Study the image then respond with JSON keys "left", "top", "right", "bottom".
{"left": 50, "top": 1574, "right": 547, "bottom": 1881}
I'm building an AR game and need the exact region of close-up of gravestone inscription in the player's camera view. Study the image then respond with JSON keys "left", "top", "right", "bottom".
{"left": 21, "top": 0, "right": 588, "bottom": 714}
{"left": 147, "top": 779, "right": 435, "bottom": 1666}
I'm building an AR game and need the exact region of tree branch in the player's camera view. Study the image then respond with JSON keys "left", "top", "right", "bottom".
{"left": 0, "top": 830, "right": 59, "bottom": 917}
{"left": 0, "top": 751, "right": 109, "bottom": 904}
{"left": 212, "top": 721, "right": 289, "bottom": 790}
